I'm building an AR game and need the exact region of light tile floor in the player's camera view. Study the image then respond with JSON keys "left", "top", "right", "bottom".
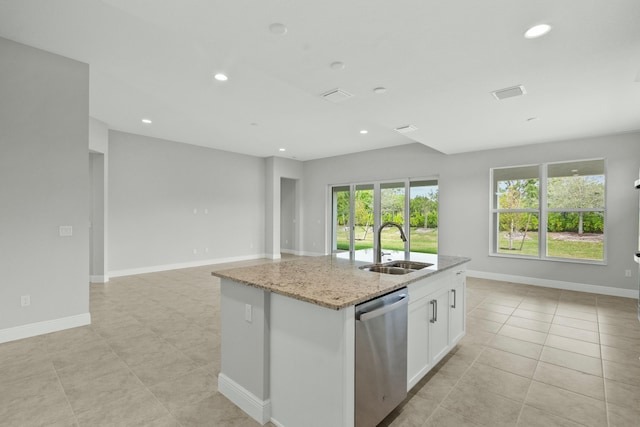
{"left": 1, "top": 258, "right": 639, "bottom": 427}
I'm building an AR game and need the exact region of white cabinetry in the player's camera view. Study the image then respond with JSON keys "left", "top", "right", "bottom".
{"left": 406, "top": 268, "right": 466, "bottom": 390}
{"left": 407, "top": 294, "right": 431, "bottom": 386}
{"left": 449, "top": 270, "right": 466, "bottom": 344}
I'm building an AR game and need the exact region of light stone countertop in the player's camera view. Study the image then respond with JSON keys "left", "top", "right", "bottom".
{"left": 212, "top": 254, "right": 470, "bottom": 310}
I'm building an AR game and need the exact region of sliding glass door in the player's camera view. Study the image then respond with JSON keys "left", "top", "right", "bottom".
{"left": 331, "top": 179, "right": 438, "bottom": 260}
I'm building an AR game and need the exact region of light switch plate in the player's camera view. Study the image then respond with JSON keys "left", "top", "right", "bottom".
{"left": 59, "top": 225, "right": 73, "bottom": 237}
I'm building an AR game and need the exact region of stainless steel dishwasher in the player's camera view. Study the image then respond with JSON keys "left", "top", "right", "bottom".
{"left": 355, "top": 287, "right": 408, "bottom": 427}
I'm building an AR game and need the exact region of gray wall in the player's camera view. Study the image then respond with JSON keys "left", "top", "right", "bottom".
{"left": 264, "top": 157, "right": 304, "bottom": 258}
{"left": 89, "top": 117, "right": 108, "bottom": 282}
{"left": 303, "top": 133, "right": 640, "bottom": 291}
{"left": 280, "top": 178, "right": 296, "bottom": 252}
{"left": 108, "top": 131, "right": 266, "bottom": 274}
{"left": 0, "top": 37, "right": 90, "bottom": 331}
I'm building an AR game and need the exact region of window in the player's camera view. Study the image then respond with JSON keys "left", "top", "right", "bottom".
{"left": 491, "top": 159, "right": 605, "bottom": 263}
{"left": 331, "top": 178, "right": 438, "bottom": 261}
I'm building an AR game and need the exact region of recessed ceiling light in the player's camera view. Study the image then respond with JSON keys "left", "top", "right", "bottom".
{"left": 214, "top": 73, "right": 228, "bottom": 82}
{"left": 279, "top": 148, "right": 286, "bottom": 152}
{"left": 360, "top": 130, "right": 368, "bottom": 134}
{"left": 141, "top": 118, "right": 152, "bottom": 124}
{"left": 524, "top": 24, "right": 552, "bottom": 39}
{"left": 373, "top": 87, "right": 387, "bottom": 94}
{"left": 330, "top": 61, "right": 345, "bottom": 70}
{"left": 269, "top": 23, "right": 287, "bottom": 35}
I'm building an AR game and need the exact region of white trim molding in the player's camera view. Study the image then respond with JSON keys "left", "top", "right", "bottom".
{"left": 0, "top": 313, "right": 91, "bottom": 344}
{"left": 218, "top": 373, "right": 272, "bottom": 425}
{"left": 108, "top": 254, "right": 268, "bottom": 278}
{"left": 468, "top": 270, "right": 637, "bottom": 298}
{"left": 90, "top": 275, "right": 109, "bottom": 283}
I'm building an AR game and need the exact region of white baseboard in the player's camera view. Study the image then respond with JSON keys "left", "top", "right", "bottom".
{"left": 90, "top": 275, "right": 109, "bottom": 283}
{"left": 108, "top": 254, "right": 268, "bottom": 278}
{"left": 467, "top": 270, "right": 638, "bottom": 299}
{"left": 218, "top": 373, "right": 271, "bottom": 425}
{"left": 296, "top": 250, "right": 326, "bottom": 257}
{"left": 0, "top": 313, "right": 91, "bottom": 344}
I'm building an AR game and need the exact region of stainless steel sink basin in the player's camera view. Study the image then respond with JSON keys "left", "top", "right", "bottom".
{"left": 386, "top": 261, "right": 433, "bottom": 270}
{"left": 359, "top": 260, "right": 434, "bottom": 275}
{"left": 362, "top": 266, "right": 412, "bottom": 275}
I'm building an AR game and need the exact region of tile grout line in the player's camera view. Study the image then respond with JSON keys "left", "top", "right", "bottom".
{"left": 50, "top": 360, "right": 81, "bottom": 427}
{"left": 596, "top": 295, "right": 611, "bottom": 427}
{"left": 514, "top": 287, "right": 557, "bottom": 427}
{"left": 98, "top": 304, "right": 191, "bottom": 427}
{"left": 421, "top": 293, "right": 490, "bottom": 427}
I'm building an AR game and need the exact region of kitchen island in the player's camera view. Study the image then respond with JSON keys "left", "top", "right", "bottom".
{"left": 212, "top": 253, "right": 469, "bottom": 427}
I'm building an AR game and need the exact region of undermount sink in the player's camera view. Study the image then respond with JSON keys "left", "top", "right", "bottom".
{"left": 360, "top": 260, "right": 434, "bottom": 275}
{"left": 362, "top": 266, "right": 413, "bottom": 275}
{"left": 386, "top": 261, "right": 433, "bottom": 270}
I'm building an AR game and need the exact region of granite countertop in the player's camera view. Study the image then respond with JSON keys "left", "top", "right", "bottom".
{"left": 211, "top": 254, "right": 470, "bottom": 310}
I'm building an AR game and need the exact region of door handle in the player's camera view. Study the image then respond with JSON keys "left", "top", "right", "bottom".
{"left": 451, "top": 289, "right": 456, "bottom": 308}
{"left": 430, "top": 299, "right": 438, "bottom": 323}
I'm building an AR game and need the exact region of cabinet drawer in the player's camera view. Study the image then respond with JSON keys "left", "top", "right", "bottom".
{"left": 408, "top": 271, "right": 453, "bottom": 303}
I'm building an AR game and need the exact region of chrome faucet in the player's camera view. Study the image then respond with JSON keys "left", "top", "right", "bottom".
{"left": 375, "top": 222, "right": 407, "bottom": 264}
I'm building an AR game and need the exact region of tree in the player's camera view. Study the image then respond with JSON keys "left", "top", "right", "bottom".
{"left": 354, "top": 189, "right": 373, "bottom": 239}
{"left": 498, "top": 179, "right": 538, "bottom": 250}
{"left": 547, "top": 176, "right": 604, "bottom": 235}
{"left": 336, "top": 191, "right": 350, "bottom": 226}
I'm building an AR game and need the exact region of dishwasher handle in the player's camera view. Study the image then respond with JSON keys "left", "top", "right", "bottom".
{"left": 358, "top": 294, "right": 407, "bottom": 322}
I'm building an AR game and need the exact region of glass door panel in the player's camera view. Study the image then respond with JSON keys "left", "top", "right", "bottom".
{"left": 380, "top": 182, "right": 406, "bottom": 253}
{"left": 332, "top": 186, "right": 350, "bottom": 253}
{"left": 409, "top": 180, "right": 438, "bottom": 254}
{"left": 354, "top": 184, "right": 374, "bottom": 251}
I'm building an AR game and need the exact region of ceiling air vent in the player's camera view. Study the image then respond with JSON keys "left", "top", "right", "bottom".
{"left": 321, "top": 88, "right": 353, "bottom": 103}
{"left": 491, "top": 85, "right": 526, "bottom": 101}
{"left": 394, "top": 125, "right": 417, "bottom": 134}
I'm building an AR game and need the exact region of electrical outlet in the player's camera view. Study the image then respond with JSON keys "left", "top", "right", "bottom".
{"left": 21, "top": 295, "right": 30, "bottom": 307}
{"left": 245, "top": 304, "right": 252, "bottom": 323}
{"left": 625, "top": 269, "right": 632, "bottom": 277}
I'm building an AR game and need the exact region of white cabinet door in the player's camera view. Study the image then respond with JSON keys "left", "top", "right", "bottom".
{"left": 449, "top": 270, "right": 466, "bottom": 345}
{"left": 407, "top": 296, "right": 430, "bottom": 389}
{"left": 428, "top": 287, "right": 450, "bottom": 365}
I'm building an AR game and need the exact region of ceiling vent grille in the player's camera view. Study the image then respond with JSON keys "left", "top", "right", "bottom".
{"left": 394, "top": 124, "right": 418, "bottom": 134}
{"left": 491, "top": 85, "right": 526, "bottom": 100}
{"left": 321, "top": 88, "right": 353, "bottom": 103}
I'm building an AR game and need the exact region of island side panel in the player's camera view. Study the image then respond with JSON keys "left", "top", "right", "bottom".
{"left": 219, "top": 278, "right": 271, "bottom": 424}
{"left": 270, "top": 293, "right": 355, "bottom": 427}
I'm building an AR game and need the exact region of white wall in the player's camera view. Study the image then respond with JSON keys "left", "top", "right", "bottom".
{"left": 0, "top": 37, "right": 90, "bottom": 340}
{"left": 108, "top": 131, "right": 266, "bottom": 275}
{"left": 303, "top": 134, "right": 640, "bottom": 293}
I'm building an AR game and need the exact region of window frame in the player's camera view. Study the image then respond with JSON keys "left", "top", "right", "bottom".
{"left": 490, "top": 159, "right": 607, "bottom": 265}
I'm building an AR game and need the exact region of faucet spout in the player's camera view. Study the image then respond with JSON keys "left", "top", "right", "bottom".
{"left": 375, "top": 221, "right": 407, "bottom": 264}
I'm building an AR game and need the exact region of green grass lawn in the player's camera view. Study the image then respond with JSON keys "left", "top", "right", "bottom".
{"left": 498, "top": 231, "right": 604, "bottom": 260}
{"left": 336, "top": 227, "right": 438, "bottom": 254}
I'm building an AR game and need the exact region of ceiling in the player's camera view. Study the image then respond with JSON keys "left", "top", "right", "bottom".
{"left": 1, "top": 0, "right": 639, "bottom": 161}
